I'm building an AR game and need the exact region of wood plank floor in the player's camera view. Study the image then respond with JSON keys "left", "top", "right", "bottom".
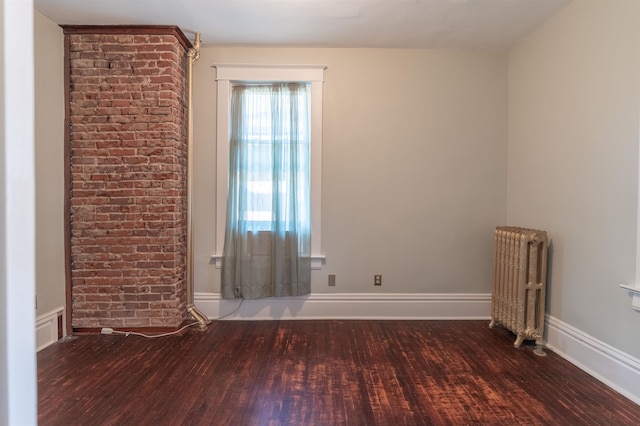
{"left": 38, "top": 320, "right": 640, "bottom": 425}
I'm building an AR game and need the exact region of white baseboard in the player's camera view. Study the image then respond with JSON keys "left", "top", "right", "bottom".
{"left": 36, "top": 307, "right": 63, "bottom": 352}
{"left": 546, "top": 315, "right": 640, "bottom": 405}
{"left": 194, "top": 292, "right": 491, "bottom": 320}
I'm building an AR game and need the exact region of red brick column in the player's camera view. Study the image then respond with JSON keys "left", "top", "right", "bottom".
{"left": 63, "top": 26, "right": 192, "bottom": 330}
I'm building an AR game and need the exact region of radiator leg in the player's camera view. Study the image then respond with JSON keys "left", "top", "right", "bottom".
{"left": 513, "top": 334, "right": 524, "bottom": 348}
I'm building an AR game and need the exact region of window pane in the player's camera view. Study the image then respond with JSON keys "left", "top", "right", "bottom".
{"left": 230, "top": 83, "right": 311, "bottom": 233}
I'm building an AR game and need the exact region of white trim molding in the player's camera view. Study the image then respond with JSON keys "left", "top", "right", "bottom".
{"left": 35, "top": 307, "right": 64, "bottom": 352}
{"left": 620, "top": 284, "right": 640, "bottom": 311}
{"left": 214, "top": 64, "right": 326, "bottom": 82}
{"left": 210, "top": 254, "right": 326, "bottom": 270}
{"left": 546, "top": 314, "right": 640, "bottom": 405}
{"left": 623, "top": 107, "right": 640, "bottom": 309}
{"left": 195, "top": 292, "right": 491, "bottom": 320}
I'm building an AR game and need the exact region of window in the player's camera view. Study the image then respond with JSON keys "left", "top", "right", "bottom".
{"left": 213, "top": 65, "right": 326, "bottom": 269}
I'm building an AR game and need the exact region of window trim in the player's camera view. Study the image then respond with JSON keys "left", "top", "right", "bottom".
{"left": 211, "top": 64, "right": 326, "bottom": 269}
{"left": 619, "top": 132, "right": 640, "bottom": 309}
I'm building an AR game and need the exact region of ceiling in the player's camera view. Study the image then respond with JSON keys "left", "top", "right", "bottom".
{"left": 35, "top": 0, "right": 571, "bottom": 50}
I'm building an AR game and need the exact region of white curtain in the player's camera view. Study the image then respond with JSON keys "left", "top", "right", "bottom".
{"left": 221, "top": 83, "right": 311, "bottom": 299}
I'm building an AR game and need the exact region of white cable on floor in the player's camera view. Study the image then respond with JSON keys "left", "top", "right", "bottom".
{"left": 100, "top": 298, "right": 244, "bottom": 338}
{"left": 102, "top": 321, "right": 200, "bottom": 338}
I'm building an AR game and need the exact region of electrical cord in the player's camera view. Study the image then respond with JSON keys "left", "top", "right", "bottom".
{"left": 101, "top": 321, "right": 200, "bottom": 338}
{"left": 215, "top": 298, "right": 244, "bottom": 320}
{"left": 100, "top": 298, "right": 244, "bottom": 338}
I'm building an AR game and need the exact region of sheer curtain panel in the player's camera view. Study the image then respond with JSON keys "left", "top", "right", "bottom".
{"left": 222, "top": 83, "right": 311, "bottom": 299}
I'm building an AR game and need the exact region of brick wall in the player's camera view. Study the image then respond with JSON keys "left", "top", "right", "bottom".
{"left": 64, "top": 27, "right": 192, "bottom": 329}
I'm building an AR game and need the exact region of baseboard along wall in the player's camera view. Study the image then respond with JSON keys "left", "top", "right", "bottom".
{"left": 545, "top": 315, "right": 640, "bottom": 406}
{"left": 36, "top": 307, "right": 64, "bottom": 352}
{"left": 194, "top": 292, "right": 492, "bottom": 321}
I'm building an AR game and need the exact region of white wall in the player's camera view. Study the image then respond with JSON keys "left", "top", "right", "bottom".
{"left": 192, "top": 47, "right": 508, "bottom": 296}
{"left": 508, "top": 1, "right": 640, "bottom": 357}
{"left": 1, "top": 0, "right": 37, "bottom": 423}
{"left": 34, "top": 9, "right": 65, "bottom": 318}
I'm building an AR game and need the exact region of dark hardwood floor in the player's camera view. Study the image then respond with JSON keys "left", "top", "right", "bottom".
{"left": 38, "top": 320, "right": 640, "bottom": 425}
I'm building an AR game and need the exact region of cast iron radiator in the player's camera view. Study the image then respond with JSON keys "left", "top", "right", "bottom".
{"left": 489, "top": 226, "right": 548, "bottom": 355}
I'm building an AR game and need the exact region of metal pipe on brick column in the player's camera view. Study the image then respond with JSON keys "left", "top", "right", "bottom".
{"left": 186, "top": 33, "right": 209, "bottom": 330}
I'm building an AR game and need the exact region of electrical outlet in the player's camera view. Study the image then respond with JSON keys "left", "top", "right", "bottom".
{"left": 374, "top": 275, "right": 382, "bottom": 286}
{"left": 328, "top": 274, "right": 336, "bottom": 286}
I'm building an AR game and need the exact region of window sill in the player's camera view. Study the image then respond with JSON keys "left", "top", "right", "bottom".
{"left": 210, "top": 254, "right": 326, "bottom": 270}
{"left": 620, "top": 284, "right": 640, "bottom": 311}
